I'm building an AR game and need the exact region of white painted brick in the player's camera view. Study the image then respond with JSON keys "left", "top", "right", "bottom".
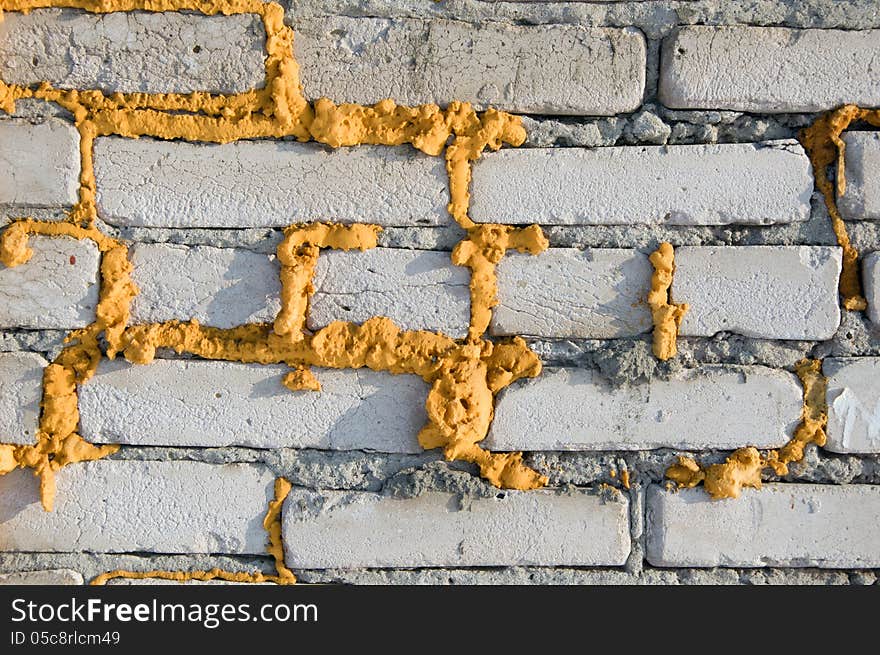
{"left": 672, "top": 246, "right": 842, "bottom": 340}
{"left": 646, "top": 484, "right": 880, "bottom": 568}
{"left": 309, "top": 249, "right": 469, "bottom": 338}
{"left": 79, "top": 359, "right": 425, "bottom": 453}
{"left": 295, "top": 17, "right": 645, "bottom": 115}
{"left": 470, "top": 141, "right": 812, "bottom": 225}
{"left": 0, "top": 119, "right": 79, "bottom": 209}
{"left": 824, "top": 357, "right": 880, "bottom": 454}
{"left": 487, "top": 366, "right": 801, "bottom": 451}
{"left": 0, "top": 569, "right": 83, "bottom": 585}
{"left": 0, "top": 9, "right": 265, "bottom": 94}
{"left": 660, "top": 26, "right": 880, "bottom": 112}
{"left": 283, "top": 489, "right": 630, "bottom": 568}
{"left": 865, "top": 251, "right": 880, "bottom": 325}
{"left": 129, "top": 243, "right": 281, "bottom": 329}
{"left": 0, "top": 352, "right": 45, "bottom": 446}
{"left": 0, "top": 461, "right": 274, "bottom": 554}
{"left": 838, "top": 132, "right": 880, "bottom": 220}
{"left": 94, "top": 138, "right": 447, "bottom": 228}
{"left": 0, "top": 237, "right": 99, "bottom": 329}
{"left": 492, "top": 249, "right": 652, "bottom": 338}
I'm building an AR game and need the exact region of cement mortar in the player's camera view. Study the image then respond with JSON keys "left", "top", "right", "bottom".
{"left": 0, "top": 552, "right": 874, "bottom": 585}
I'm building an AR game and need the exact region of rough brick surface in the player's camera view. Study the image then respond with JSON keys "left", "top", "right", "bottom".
{"left": 283, "top": 489, "right": 630, "bottom": 568}
{"left": 470, "top": 141, "right": 812, "bottom": 225}
{"left": 0, "top": 119, "right": 79, "bottom": 210}
{"left": 79, "top": 360, "right": 426, "bottom": 453}
{"left": 487, "top": 366, "right": 801, "bottom": 451}
{"left": 838, "top": 132, "right": 880, "bottom": 220}
{"left": 672, "top": 246, "right": 842, "bottom": 340}
{"left": 94, "top": 138, "right": 447, "bottom": 228}
{"left": 0, "top": 461, "right": 274, "bottom": 554}
{"left": 824, "top": 358, "right": 880, "bottom": 454}
{"left": 0, "top": 352, "right": 45, "bottom": 446}
{"left": 0, "top": 237, "right": 99, "bottom": 329}
{"left": 646, "top": 484, "right": 880, "bottom": 568}
{"left": 492, "top": 249, "right": 652, "bottom": 338}
{"left": 0, "top": 569, "right": 83, "bottom": 585}
{"left": 660, "top": 26, "right": 880, "bottom": 112}
{"left": 295, "top": 17, "right": 646, "bottom": 115}
{"left": 309, "top": 249, "right": 470, "bottom": 338}
{"left": 865, "top": 251, "right": 880, "bottom": 325}
{"left": 129, "top": 243, "right": 281, "bottom": 328}
{"left": 0, "top": 8, "right": 265, "bottom": 93}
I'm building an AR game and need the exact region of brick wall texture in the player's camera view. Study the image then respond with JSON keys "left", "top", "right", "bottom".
{"left": 0, "top": 0, "right": 879, "bottom": 586}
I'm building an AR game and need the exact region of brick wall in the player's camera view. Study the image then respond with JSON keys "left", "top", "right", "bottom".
{"left": 0, "top": 0, "right": 879, "bottom": 586}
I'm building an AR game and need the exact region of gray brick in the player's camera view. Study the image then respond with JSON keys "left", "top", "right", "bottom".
{"left": 0, "top": 8, "right": 265, "bottom": 94}
{"left": 0, "top": 569, "right": 83, "bottom": 585}
{"left": 660, "top": 26, "right": 880, "bottom": 112}
{"left": 470, "top": 141, "right": 812, "bottom": 225}
{"left": 0, "top": 119, "right": 79, "bottom": 210}
{"left": 0, "top": 237, "right": 99, "bottom": 329}
{"left": 295, "top": 17, "right": 645, "bottom": 115}
{"left": 79, "top": 359, "right": 426, "bottom": 453}
{"left": 492, "top": 248, "right": 652, "bottom": 338}
{"left": 283, "top": 489, "right": 630, "bottom": 568}
{"left": 672, "top": 246, "right": 842, "bottom": 340}
{"left": 0, "top": 352, "right": 45, "bottom": 446}
{"left": 129, "top": 243, "right": 281, "bottom": 329}
{"left": 94, "top": 138, "right": 447, "bottom": 228}
{"left": 646, "top": 484, "right": 880, "bottom": 568}
{"left": 838, "top": 132, "right": 880, "bottom": 220}
{"left": 824, "top": 357, "right": 880, "bottom": 454}
{"left": 0, "top": 461, "right": 274, "bottom": 554}
{"left": 865, "top": 251, "right": 880, "bottom": 325}
{"left": 487, "top": 366, "right": 801, "bottom": 451}
{"left": 308, "top": 249, "right": 470, "bottom": 338}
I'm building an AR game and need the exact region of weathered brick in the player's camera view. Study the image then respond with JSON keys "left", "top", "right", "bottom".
{"left": 0, "top": 8, "right": 265, "bottom": 94}
{"left": 0, "top": 352, "right": 45, "bottom": 446}
{"left": 470, "top": 141, "right": 811, "bottom": 225}
{"left": 492, "top": 249, "right": 652, "bottom": 338}
{"left": 295, "top": 17, "right": 646, "bottom": 115}
{"left": 487, "top": 366, "right": 801, "bottom": 451}
{"left": 824, "top": 357, "right": 880, "bottom": 454}
{"left": 0, "top": 569, "right": 83, "bottom": 585}
{"left": 283, "top": 489, "right": 630, "bottom": 568}
{"left": 838, "top": 131, "right": 880, "bottom": 220}
{"left": 646, "top": 484, "right": 880, "bottom": 568}
{"left": 309, "top": 249, "right": 469, "bottom": 338}
{"left": 672, "top": 246, "right": 842, "bottom": 340}
{"left": 865, "top": 251, "right": 880, "bottom": 325}
{"left": 79, "top": 359, "right": 426, "bottom": 453}
{"left": 129, "top": 243, "right": 281, "bottom": 329}
{"left": 0, "top": 119, "right": 79, "bottom": 210}
{"left": 94, "top": 138, "right": 447, "bottom": 228}
{"left": 0, "top": 237, "right": 99, "bottom": 329}
{"left": 660, "top": 26, "right": 880, "bottom": 112}
{"left": 0, "top": 461, "right": 274, "bottom": 554}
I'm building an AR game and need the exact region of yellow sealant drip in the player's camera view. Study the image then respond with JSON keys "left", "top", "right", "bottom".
{"left": 665, "top": 359, "right": 828, "bottom": 499}
{"left": 801, "top": 105, "right": 880, "bottom": 312}
{"left": 91, "top": 476, "right": 297, "bottom": 585}
{"left": 0, "top": 0, "right": 551, "bottom": 507}
{"left": 647, "top": 242, "right": 688, "bottom": 361}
